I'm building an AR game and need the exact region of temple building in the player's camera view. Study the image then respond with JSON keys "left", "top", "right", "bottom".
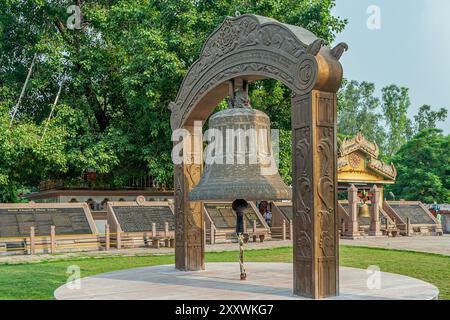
{"left": 337, "top": 132, "right": 397, "bottom": 199}
{"left": 335, "top": 132, "right": 442, "bottom": 237}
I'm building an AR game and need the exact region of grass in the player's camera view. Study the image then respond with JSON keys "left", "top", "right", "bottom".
{"left": 0, "top": 246, "right": 448, "bottom": 300}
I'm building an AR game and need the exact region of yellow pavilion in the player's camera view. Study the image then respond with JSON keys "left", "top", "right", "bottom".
{"left": 337, "top": 132, "right": 397, "bottom": 200}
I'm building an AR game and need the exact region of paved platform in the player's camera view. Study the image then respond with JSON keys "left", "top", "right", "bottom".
{"left": 340, "top": 235, "right": 450, "bottom": 256}
{"left": 54, "top": 262, "right": 439, "bottom": 300}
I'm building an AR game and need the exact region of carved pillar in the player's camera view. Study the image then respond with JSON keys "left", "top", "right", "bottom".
{"left": 291, "top": 91, "right": 339, "bottom": 299}
{"left": 369, "top": 185, "right": 382, "bottom": 236}
{"left": 345, "top": 184, "right": 360, "bottom": 239}
{"left": 174, "top": 125, "right": 205, "bottom": 271}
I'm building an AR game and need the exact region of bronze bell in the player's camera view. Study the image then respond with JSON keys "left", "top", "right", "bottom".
{"left": 358, "top": 203, "right": 370, "bottom": 218}
{"left": 189, "top": 84, "right": 291, "bottom": 202}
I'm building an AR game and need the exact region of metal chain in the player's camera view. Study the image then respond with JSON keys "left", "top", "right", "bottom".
{"left": 238, "top": 233, "right": 246, "bottom": 280}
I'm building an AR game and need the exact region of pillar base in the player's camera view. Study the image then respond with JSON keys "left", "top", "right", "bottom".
{"left": 342, "top": 233, "right": 363, "bottom": 240}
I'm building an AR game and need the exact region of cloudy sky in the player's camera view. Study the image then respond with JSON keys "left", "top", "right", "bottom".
{"left": 332, "top": 0, "right": 450, "bottom": 134}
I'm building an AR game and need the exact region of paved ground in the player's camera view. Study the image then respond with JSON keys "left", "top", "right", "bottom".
{"left": 340, "top": 234, "right": 450, "bottom": 256}
{"left": 54, "top": 262, "right": 439, "bottom": 300}
{"left": 1, "top": 235, "right": 449, "bottom": 264}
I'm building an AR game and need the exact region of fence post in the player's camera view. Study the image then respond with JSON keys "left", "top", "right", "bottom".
{"left": 211, "top": 224, "right": 215, "bottom": 245}
{"left": 117, "top": 227, "right": 122, "bottom": 250}
{"left": 203, "top": 220, "right": 207, "bottom": 249}
{"left": 340, "top": 219, "right": 346, "bottom": 238}
{"left": 50, "top": 225, "right": 56, "bottom": 254}
{"left": 253, "top": 220, "right": 257, "bottom": 233}
{"left": 289, "top": 219, "right": 293, "bottom": 240}
{"left": 164, "top": 222, "right": 170, "bottom": 247}
{"left": 406, "top": 217, "right": 412, "bottom": 236}
{"left": 30, "top": 226, "right": 35, "bottom": 255}
{"left": 152, "top": 223, "right": 156, "bottom": 238}
{"left": 165, "top": 222, "right": 169, "bottom": 238}
{"left": 105, "top": 224, "right": 110, "bottom": 251}
{"left": 282, "top": 219, "right": 286, "bottom": 241}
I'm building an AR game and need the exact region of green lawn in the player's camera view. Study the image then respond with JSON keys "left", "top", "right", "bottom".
{"left": 0, "top": 246, "right": 448, "bottom": 300}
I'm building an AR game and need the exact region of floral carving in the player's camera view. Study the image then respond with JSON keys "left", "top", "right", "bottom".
{"left": 296, "top": 231, "right": 312, "bottom": 258}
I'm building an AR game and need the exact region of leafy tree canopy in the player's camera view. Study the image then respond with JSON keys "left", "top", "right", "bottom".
{"left": 0, "top": 0, "right": 346, "bottom": 201}
{"left": 386, "top": 129, "right": 450, "bottom": 204}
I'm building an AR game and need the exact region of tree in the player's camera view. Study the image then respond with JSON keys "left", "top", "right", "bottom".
{"left": 0, "top": 0, "right": 347, "bottom": 196}
{"left": 414, "top": 105, "right": 448, "bottom": 133}
{"left": 0, "top": 106, "right": 68, "bottom": 202}
{"left": 381, "top": 85, "right": 414, "bottom": 155}
{"left": 337, "top": 79, "right": 387, "bottom": 152}
{"left": 386, "top": 129, "right": 450, "bottom": 204}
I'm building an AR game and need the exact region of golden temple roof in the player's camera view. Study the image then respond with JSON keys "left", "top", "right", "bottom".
{"left": 338, "top": 132, "right": 397, "bottom": 183}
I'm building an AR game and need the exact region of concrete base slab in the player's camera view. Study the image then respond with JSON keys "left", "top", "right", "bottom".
{"left": 54, "top": 263, "right": 438, "bottom": 300}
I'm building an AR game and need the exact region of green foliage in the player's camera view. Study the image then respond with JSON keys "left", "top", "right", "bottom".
{"left": 381, "top": 85, "right": 414, "bottom": 155}
{"left": 386, "top": 129, "right": 450, "bottom": 203}
{"left": 0, "top": 107, "right": 68, "bottom": 202}
{"left": 414, "top": 105, "right": 448, "bottom": 133}
{"left": 0, "top": 0, "right": 346, "bottom": 198}
{"left": 337, "top": 80, "right": 447, "bottom": 158}
{"left": 278, "top": 129, "right": 292, "bottom": 186}
{"left": 337, "top": 79, "right": 387, "bottom": 152}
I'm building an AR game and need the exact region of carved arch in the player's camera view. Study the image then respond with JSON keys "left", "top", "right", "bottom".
{"left": 169, "top": 14, "right": 345, "bottom": 129}
{"left": 169, "top": 13, "right": 347, "bottom": 298}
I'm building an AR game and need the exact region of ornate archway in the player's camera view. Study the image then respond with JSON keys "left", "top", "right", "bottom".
{"left": 169, "top": 14, "right": 347, "bottom": 299}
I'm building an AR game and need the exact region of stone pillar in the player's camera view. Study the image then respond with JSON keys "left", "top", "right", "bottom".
{"left": 282, "top": 219, "right": 287, "bottom": 241}
{"left": 340, "top": 219, "right": 346, "bottom": 237}
{"left": 152, "top": 223, "right": 157, "bottom": 238}
{"left": 203, "top": 221, "right": 207, "bottom": 250}
{"left": 291, "top": 91, "right": 339, "bottom": 299}
{"left": 50, "top": 225, "right": 56, "bottom": 254}
{"left": 30, "top": 226, "right": 35, "bottom": 255}
{"left": 105, "top": 224, "right": 110, "bottom": 251}
{"left": 165, "top": 222, "right": 169, "bottom": 238}
{"left": 174, "top": 125, "right": 204, "bottom": 271}
{"left": 406, "top": 217, "right": 412, "bottom": 236}
{"left": 116, "top": 226, "right": 122, "bottom": 249}
{"left": 210, "top": 224, "right": 215, "bottom": 245}
{"left": 345, "top": 184, "right": 360, "bottom": 239}
{"left": 289, "top": 219, "right": 293, "bottom": 240}
{"left": 369, "top": 185, "right": 382, "bottom": 236}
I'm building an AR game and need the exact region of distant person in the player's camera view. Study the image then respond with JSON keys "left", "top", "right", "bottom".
{"left": 258, "top": 201, "right": 268, "bottom": 216}
{"left": 264, "top": 209, "right": 272, "bottom": 227}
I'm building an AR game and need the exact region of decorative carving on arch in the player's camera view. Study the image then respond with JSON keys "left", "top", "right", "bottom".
{"left": 169, "top": 14, "right": 345, "bottom": 130}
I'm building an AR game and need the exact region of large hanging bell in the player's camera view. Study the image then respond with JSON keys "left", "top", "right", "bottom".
{"left": 189, "top": 88, "right": 291, "bottom": 202}
{"left": 358, "top": 203, "right": 370, "bottom": 218}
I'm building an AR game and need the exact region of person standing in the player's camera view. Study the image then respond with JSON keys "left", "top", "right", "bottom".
{"left": 264, "top": 209, "right": 272, "bottom": 227}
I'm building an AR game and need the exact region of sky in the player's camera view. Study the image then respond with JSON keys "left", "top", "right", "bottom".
{"left": 332, "top": 0, "right": 450, "bottom": 134}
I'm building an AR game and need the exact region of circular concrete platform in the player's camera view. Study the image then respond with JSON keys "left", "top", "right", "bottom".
{"left": 54, "top": 263, "right": 438, "bottom": 300}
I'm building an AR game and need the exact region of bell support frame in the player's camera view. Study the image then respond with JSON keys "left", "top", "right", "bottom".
{"left": 169, "top": 14, "right": 346, "bottom": 299}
